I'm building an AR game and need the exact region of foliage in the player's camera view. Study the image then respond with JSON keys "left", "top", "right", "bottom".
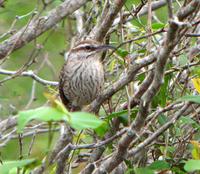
{"left": 18, "top": 106, "right": 104, "bottom": 131}
{"left": 0, "top": 0, "right": 199, "bottom": 173}
{"left": 0, "top": 159, "right": 36, "bottom": 174}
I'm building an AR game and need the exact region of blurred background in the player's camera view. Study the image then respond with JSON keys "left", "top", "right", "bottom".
{"left": 0, "top": 0, "right": 66, "bottom": 161}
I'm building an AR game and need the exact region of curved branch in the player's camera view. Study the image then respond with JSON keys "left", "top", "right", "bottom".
{"left": 0, "top": 69, "right": 58, "bottom": 86}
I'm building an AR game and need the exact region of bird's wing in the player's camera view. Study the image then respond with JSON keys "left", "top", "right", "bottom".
{"left": 59, "top": 65, "right": 70, "bottom": 109}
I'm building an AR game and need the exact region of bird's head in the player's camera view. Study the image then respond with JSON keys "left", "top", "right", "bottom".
{"left": 68, "top": 39, "right": 115, "bottom": 60}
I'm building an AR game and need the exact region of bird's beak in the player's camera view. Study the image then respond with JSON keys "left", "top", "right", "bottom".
{"left": 96, "top": 45, "right": 116, "bottom": 51}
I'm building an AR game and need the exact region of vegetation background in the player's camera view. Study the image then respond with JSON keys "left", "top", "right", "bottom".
{"left": 0, "top": 0, "right": 200, "bottom": 173}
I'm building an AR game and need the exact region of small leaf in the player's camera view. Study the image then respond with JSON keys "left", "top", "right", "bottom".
{"left": 178, "top": 95, "right": 200, "bottom": 104}
{"left": 17, "top": 106, "right": 66, "bottom": 133}
{"left": 70, "top": 112, "right": 104, "bottom": 130}
{"left": 148, "top": 160, "right": 170, "bottom": 170}
{"left": 152, "top": 23, "right": 165, "bottom": 30}
{"left": 43, "top": 92, "right": 57, "bottom": 106}
{"left": 157, "top": 114, "right": 168, "bottom": 126}
{"left": 179, "top": 54, "right": 188, "bottom": 66}
{"left": 108, "top": 59, "right": 116, "bottom": 72}
{"left": 136, "top": 48, "right": 146, "bottom": 53}
{"left": 0, "top": 159, "right": 35, "bottom": 174}
{"left": 192, "top": 78, "right": 200, "bottom": 94}
{"left": 116, "top": 48, "right": 129, "bottom": 58}
{"left": 152, "top": 74, "right": 171, "bottom": 107}
{"left": 135, "top": 167, "right": 154, "bottom": 174}
{"left": 191, "top": 141, "right": 200, "bottom": 160}
{"left": 180, "top": 116, "right": 196, "bottom": 125}
{"left": 106, "top": 110, "right": 128, "bottom": 121}
{"left": 44, "top": 92, "right": 69, "bottom": 114}
{"left": 159, "top": 146, "right": 175, "bottom": 157}
{"left": 95, "top": 122, "right": 109, "bottom": 137}
{"left": 179, "top": 116, "right": 200, "bottom": 129}
{"left": 184, "top": 160, "right": 200, "bottom": 172}
{"left": 171, "top": 167, "right": 186, "bottom": 174}
{"left": 191, "top": 67, "right": 200, "bottom": 77}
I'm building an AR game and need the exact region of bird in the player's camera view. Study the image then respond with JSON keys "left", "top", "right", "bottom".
{"left": 59, "top": 39, "right": 114, "bottom": 111}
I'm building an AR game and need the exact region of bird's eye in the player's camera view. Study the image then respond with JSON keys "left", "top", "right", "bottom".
{"left": 85, "top": 45, "right": 92, "bottom": 50}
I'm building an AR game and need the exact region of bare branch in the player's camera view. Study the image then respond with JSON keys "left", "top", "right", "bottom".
{"left": 89, "top": 54, "right": 156, "bottom": 113}
{"left": 0, "top": 69, "right": 58, "bottom": 86}
{"left": 128, "top": 103, "right": 191, "bottom": 157}
{"left": 0, "top": 116, "right": 17, "bottom": 133}
{"left": 166, "top": 0, "right": 174, "bottom": 19}
{"left": 112, "top": 0, "right": 171, "bottom": 27}
{"left": 89, "top": 0, "right": 126, "bottom": 42}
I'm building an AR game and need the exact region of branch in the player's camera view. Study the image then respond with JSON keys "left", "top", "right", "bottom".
{"left": 52, "top": 128, "right": 127, "bottom": 163}
{"left": 134, "top": 0, "right": 199, "bottom": 131}
{"left": 114, "top": 28, "right": 165, "bottom": 51}
{"left": 112, "top": 0, "right": 170, "bottom": 27}
{"left": 0, "top": 127, "right": 59, "bottom": 148}
{"left": 166, "top": 0, "right": 174, "bottom": 19}
{"left": 128, "top": 103, "right": 191, "bottom": 157}
{"left": 0, "top": 69, "right": 58, "bottom": 86}
{"left": 92, "top": 0, "right": 200, "bottom": 173}
{"left": 89, "top": 53, "right": 156, "bottom": 113}
{"left": 177, "top": 0, "right": 200, "bottom": 21}
{"left": 120, "top": 70, "right": 154, "bottom": 110}
{"left": 0, "top": 0, "right": 88, "bottom": 59}
{"left": 0, "top": 116, "right": 17, "bottom": 133}
{"left": 89, "top": 0, "right": 126, "bottom": 42}
{"left": 120, "top": 60, "right": 200, "bottom": 110}
{"left": 185, "top": 33, "right": 200, "bottom": 37}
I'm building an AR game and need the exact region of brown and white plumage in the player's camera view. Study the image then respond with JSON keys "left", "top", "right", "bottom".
{"left": 59, "top": 40, "right": 113, "bottom": 111}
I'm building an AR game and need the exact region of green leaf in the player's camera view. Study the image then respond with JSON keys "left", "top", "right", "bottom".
{"left": 95, "top": 122, "right": 109, "bottom": 137}
{"left": 108, "top": 59, "right": 117, "bottom": 72}
{"left": 171, "top": 167, "right": 186, "bottom": 174}
{"left": 70, "top": 112, "right": 104, "bottom": 130}
{"left": 17, "top": 106, "right": 66, "bottom": 133}
{"left": 184, "top": 160, "right": 200, "bottom": 172}
{"left": 125, "top": 168, "right": 135, "bottom": 174}
{"left": 191, "top": 67, "right": 200, "bottom": 78}
{"left": 17, "top": 107, "right": 104, "bottom": 132}
{"left": 152, "top": 74, "right": 171, "bottom": 107}
{"left": 180, "top": 116, "right": 196, "bottom": 125}
{"left": 179, "top": 116, "right": 200, "bottom": 129}
{"left": 116, "top": 48, "right": 129, "bottom": 58}
{"left": 148, "top": 160, "right": 170, "bottom": 170}
{"left": 135, "top": 167, "right": 154, "bottom": 174}
{"left": 152, "top": 23, "right": 165, "bottom": 30}
{"left": 160, "top": 146, "right": 176, "bottom": 157}
{"left": 0, "top": 159, "right": 35, "bottom": 174}
{"left": 105, "top": 110, "right": 128, "bottom": 121}
{"left": 135, "top": 160, "right": 170, "bottom": 174}
{"left": 179, "top": 54, "right": 188, "bottom": 66}
{"left": 157, "top": 114, "right": 168, "bottom": 126}
{"left": 178, "top": 95, "right": 200, "bottom": 104}
{"left": 138, "top": 48, "right": 147, "bottom": 53}
{"left": 104, "top": 109, "right": 136, "bottom": 126}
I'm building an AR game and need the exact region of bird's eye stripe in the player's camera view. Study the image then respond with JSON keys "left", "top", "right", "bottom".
{"left": 71, "top": 44, "right": 97, "bottom": 52}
